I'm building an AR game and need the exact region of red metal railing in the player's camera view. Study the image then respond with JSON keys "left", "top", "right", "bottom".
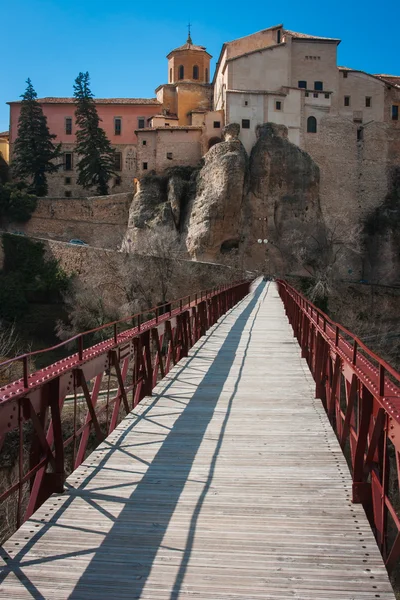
{"left": 277, "top": 279, "right": 400, "bottom": 573}
{"left": 0, "top": 280, "right": 251, "bottom": 534}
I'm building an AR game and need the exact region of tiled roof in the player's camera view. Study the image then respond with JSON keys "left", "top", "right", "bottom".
{"left": 150, "top": 114, "right": 179, "bottom": 119}
{"left": 0, "top": 131, "right": 9, "bottom": 138}
{"left": 285, "top": 29, "right": 340, "bottom": 42}
{"left": 375, "top": 74, "right": 400, "bottom": 87}
{"left": 9, "top": 97, "right": 160, "bottom": 105}
{"left": 135, "top": 126, "right": 202, "bottom": 132}
{"left": 170, "top": 42, "right": 207, "bottom": 52}
{"left": 167, "top": 36, "right": 212, "bottom": 59}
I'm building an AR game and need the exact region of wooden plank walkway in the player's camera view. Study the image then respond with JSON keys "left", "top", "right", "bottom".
{"left": 0, "top": 282, "right": 395, "bottom": 599}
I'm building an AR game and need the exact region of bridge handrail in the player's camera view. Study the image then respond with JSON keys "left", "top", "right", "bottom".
{"left": 0, "top": 279, "right": 251, "bottom": 535}
{"left": 277, "top": 278, "right": 400, "bottom": 573}
{"left": 277, "top": 279, "right": 400, "bottom": 385}
{"left": 0, "top": 280, "right": 248, "bottom": 397}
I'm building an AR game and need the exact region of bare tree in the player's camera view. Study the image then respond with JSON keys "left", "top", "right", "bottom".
{"left": 0, "top": 323, "right": 26, "bottom": 385}
{"left": 278, "top": 214, "right": 363, "bottom": 301}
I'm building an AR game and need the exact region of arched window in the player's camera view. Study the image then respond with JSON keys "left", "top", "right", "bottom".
{"left": 169, "top": 68, "right": 172, "bottom": 83}
{"left": 307, "top": 116, "right": 317, "bottom": 133}
{"left": 193, "top": 65, "right": 199, "bottom": 80}
{"left": 178, "top": 65, "right": 184, "bottom": 80}
{"left": 205, "top": 68, "right": 208, "bottom": 82}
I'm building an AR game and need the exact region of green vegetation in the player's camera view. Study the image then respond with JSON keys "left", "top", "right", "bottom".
{"left": 73, "top": 72, "right": 116, "bottom": 195}
{"left": 12, "top": 79, "right": 61, "bottom": 197}
{"left": 0, "top": 234, "right": 70, "bottom": 322}
{"left": 0, "top": 182, "right": 37, "bottom": 224}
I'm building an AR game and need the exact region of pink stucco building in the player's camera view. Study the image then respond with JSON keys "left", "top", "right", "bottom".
{"left": 8, "top": 98, "right": 160, "bottom": 197}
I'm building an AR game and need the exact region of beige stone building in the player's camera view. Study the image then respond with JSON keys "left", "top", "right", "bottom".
{"left": 213, "top": 25, "right": 399, "bottom": 153}
{"left": 7, "top": 25, "right": 400, "bottom": 209}
{"left": 0, "top": 130, "right": 9, "bottom": 163}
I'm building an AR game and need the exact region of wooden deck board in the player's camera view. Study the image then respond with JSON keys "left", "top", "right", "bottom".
{"left": 0, "top": 282, "right": 395, "bottom": 599}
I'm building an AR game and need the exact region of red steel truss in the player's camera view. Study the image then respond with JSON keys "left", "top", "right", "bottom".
{"left": 278, "top": 279, "right": 400, "bottom": 572}
{"left": 0, "top": 280, "right": 250, "bottom": 531}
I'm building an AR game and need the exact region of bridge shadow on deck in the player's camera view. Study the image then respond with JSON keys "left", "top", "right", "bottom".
{"left": 70, "top": 284, "right": 265, "bottom": 599}
{"left": 3, "top": 283, "right": 265, "bottom": 599}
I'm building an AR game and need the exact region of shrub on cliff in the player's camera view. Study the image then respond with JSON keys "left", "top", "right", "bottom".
{"left": 12, "top": 79, "right": 61, "bottom": 196}
{"left": 0, "top": 182, "right": 37, "bottom": 224}
{"left": 73, "top": 72, "right": 116, "bottom": 196}
{"left": 0, "top": 234, "right": 70, "bottom": 321}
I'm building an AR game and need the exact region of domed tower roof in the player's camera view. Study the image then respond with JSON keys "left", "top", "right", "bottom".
{"left": 166, "top": 33, "right": 212, "bottom": 85}
{"left": 167, "top": 35, "right": 212, "bottom": 59}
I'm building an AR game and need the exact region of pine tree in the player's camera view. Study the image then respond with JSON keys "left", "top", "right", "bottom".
{"left": 12, "top": 79, "right": 61, "bottom": 197}
{"left": 73, "top": 72, "right": 115, "bottom": 196}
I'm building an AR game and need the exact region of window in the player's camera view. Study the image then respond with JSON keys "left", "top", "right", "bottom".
{"left": 365, "top": 97, "right": 371, "bottom": 108}
{"left": 64, "top": 153, "right": 73, "bottom": 171}
{"left": 325, "top": 93, "right": 330, "bottom": 99}
{"left": 314, "top": 81, "right": 323, "bottom": 91}
{"left": 178, "top": 65, "right": 184, "bottom": 80}
{"left": 393, "top": 105, "right": 399, "bottom": 121}
{"left": 313, "top": 93, "right": 319, "bottom": 98}
{"left": 277, "top": 29, "right": 281, "bottom": 44}
{"left": 357, "top": 127, "right": 364, "bottom": 142}
{"left": 241, "top": 119, "right": 250, "bottom": 129}
{"left": 244, "top": 100, "right": 248, "bottom": 106}
{"left": 65, "top": 177, "right": 71, "bottom": 185}
{"left": 170, "top": 68, "right": 172, "bottom": 83}
{"left": 305, "top": 92, "right": 309, "bottom": 97}
{"left": 307, "top": 116, "right": 317, "bottom": 133}
{"left": 193, "top": 65, "right": 199, "bottom": 80}
{"left": 143, "top": 162, "right": 148, "bottom": 170}
{"left": 165, "top": 123, "right": 170, "bottom": 126}
{"left": 343, "top": 71, "right": 348, "bottom": 78}
{"left": 65, "top": 190, "right": 72, "bottom": 198}
{"left": 115, "top": 176, "right": 121, "bottom": 186}
{"left": 344, "top": 96, "right": 350, "bottom": 107}
{"left": 114, "top": 117, "right": 122, "bottom": 136}
{"left": 205, "top": 68, "right": 208, "bottom": 82}
{"left": 275, "top": 101, "right": 282, "bottom": 111}
{"left": 138, "top": 118, "right": 145, "bottom": 129}
{"left": 65, "top": 117, "right": 72, "bottom": 135}
{"left": 166, "top": 152, "right": 173, "bottom": 160}
{"left": 213, "top": 121, "right": 221, "bottom": 128}
{"left": 142, "top": 140, "right": 147, "bottom": 146}
{"left": 298, "top": 80, "right": 307, "bottom": 89}
{"left": 113, "top": 152, "right": 122, "bottom": 171}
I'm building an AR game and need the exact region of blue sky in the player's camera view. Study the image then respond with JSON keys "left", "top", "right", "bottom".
{"left": 1, "top": 0, "right": 397, "bottom": 132}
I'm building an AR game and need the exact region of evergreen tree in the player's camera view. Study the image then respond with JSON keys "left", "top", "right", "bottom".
{"left": 12, "top": 79, "right": 61, "bottom": 196}
{"left": 73, "top": 72, "right": 115, "bottom": 195}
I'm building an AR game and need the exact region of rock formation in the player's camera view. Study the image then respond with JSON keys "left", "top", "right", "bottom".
{"left": 122, "top": 122, "right": 324, "bottom": 271}
{"left": 245, "top": 123, "right": 322, "bottom": 270}
{"left": 185, "top": 124, "right": 248, "bottom": 260}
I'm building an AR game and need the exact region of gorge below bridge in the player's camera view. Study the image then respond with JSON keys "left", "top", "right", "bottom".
{"left": 0, "top": 279, "right": 400, "bottom": 599}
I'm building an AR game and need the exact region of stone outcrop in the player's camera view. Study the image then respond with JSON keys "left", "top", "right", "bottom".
{"left": 245, "top": 123, "right": 322, "bottom": 269}
{"left": 185, "top": 130, "right": 248, "bottom": 260}
{"left": 122, "top": 122, "right": 324, "bottom": 269}
{"left": 121, "top": 167, "right": 199, "bottom": 253}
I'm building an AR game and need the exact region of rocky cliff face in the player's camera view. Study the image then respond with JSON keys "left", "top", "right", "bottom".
{"left": 185, "top": 122, "right": 322, "bottom": 269}
{"left": 122, "top": 122, "right": 324, "bottom": 270}
{"left": 245, "top": 123, "right": 322, "bottom": 270}
{"left": 363, "top": 167, "right": 400, "bottom": 283}
{"left": 121, "top": 167, "right": 198, "bottom": 253}
{"left": 185, "top": 124, "right": 248, "bottom": 260}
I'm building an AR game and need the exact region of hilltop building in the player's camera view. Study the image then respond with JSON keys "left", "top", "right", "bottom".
{"left": 7, "top": 25, "right": 400, "bottom": 204}
{"left": 0, "top": 130, "right": 9, "bottom": 163}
